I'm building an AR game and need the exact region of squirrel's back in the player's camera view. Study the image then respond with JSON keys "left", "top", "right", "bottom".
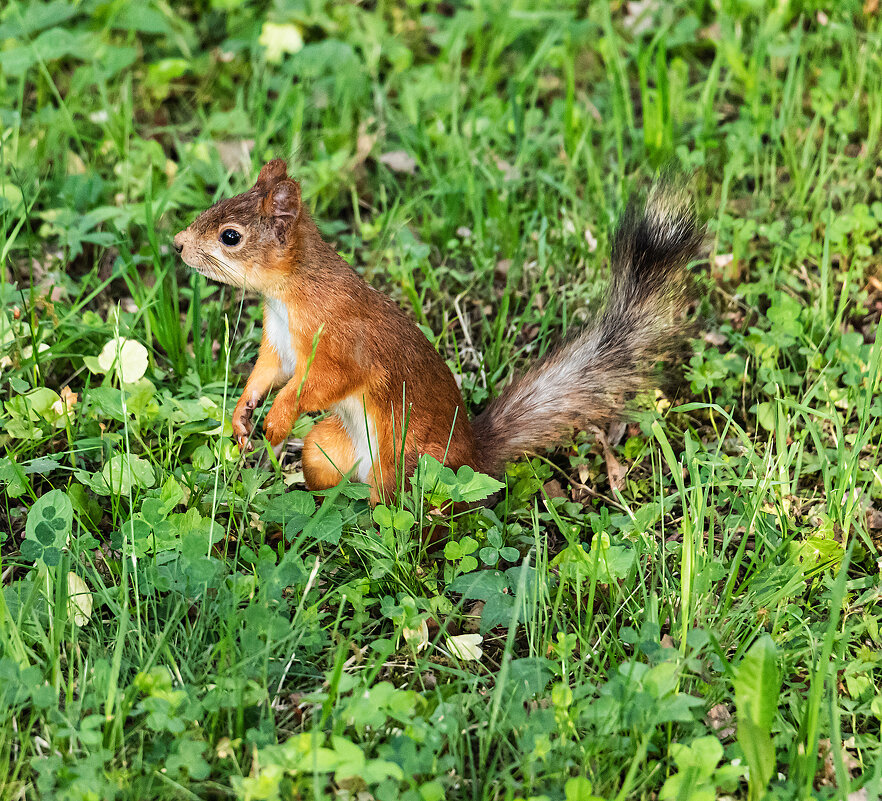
{"left": 472, "top": 182, "right": 702, "bottom": 475}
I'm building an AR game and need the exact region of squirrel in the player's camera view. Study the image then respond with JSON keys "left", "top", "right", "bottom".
{"left": 174, "top": 159, "right": 701, "bottom": 503}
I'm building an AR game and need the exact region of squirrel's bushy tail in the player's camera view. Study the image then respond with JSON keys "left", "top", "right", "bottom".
{"left": 473, "top": 183, "right": 702, "bottom": 476}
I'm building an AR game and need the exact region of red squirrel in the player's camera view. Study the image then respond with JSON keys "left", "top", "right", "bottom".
{"left": 174, "top": 160, "right": 700, "bottom": 502}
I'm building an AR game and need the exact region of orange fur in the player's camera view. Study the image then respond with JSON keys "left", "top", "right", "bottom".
{"left": 302, "top": 417, "right": 358, "bottom": 489}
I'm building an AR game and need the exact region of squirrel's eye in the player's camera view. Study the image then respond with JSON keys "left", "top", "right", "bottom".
{"left": 220, "top": 229, "right": 241, "bottom": 247}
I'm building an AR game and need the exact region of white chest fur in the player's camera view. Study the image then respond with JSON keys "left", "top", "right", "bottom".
{"left": 264, "top": 297, "right": 298, "bottom": 377}
{"left": 333, "top": 395, "right": 380, "bottom": 484}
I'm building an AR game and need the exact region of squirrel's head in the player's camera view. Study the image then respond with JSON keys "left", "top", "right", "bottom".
{"left": 174, "top": 159, "right": 303, "bottom": 293}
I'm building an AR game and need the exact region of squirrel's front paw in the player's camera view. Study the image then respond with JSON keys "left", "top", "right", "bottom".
{"left": 263, "top": 405, "right": 294, "bottom": 448}
{"left": 232, "top": 402, "right": 255, "bottom": 453}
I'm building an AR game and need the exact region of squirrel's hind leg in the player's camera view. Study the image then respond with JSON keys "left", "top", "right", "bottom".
{"left": 302, "top": 416, "right": 358, "bottom": 491}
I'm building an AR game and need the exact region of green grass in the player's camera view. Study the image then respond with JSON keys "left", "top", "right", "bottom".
{"left": 2, "top": 0, "right": 882, "bottom": 798}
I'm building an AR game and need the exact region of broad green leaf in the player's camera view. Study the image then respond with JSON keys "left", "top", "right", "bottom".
{"left": 445, "top": 535, "right": 478, "bottom": 561}
{"left": 734, "top": 635, "right": 780, "bottom": 800}
{"left": 0, "top": 0, "right": 77, "bottom": 38}
{"left": 738, "top": 717, "right": 776, "bottom": 801}
{"left": 335, "top": 481, "right": 372, "bottom": 499}
{"left": 15, "top": 388, "right": 60, "bottom": 420}
{"left": 565, "top": 776, "right": 605, "bottom": 801}
{"left": 0, "top": 28, "right": 92, "bottom": 76}
{"left": 448, "top": 570, "right": 507, "bottom": 599}
{"left": 111, "top": 5, "right": 174, "bottom": 33}
{"left": 553, "top": 534, "right": 636, "bottom": 586}
{"left": 4, "top": 389, "right": 64, "bottom": 439}
{"left": 391, "top": 509, "right": 415, "bottom": 531}
{"left": 96, "top": 454, "right": 156, "bottom": 496}
{"left": 0, "top": 184, "right": 24, "bottom": 215}
{"left": 261, "top": 491, "right": 315, "bottom": 525}
{"left": 23, "top": 489, "right": 73, "bottom": 566}
{"left": 125, "top": 378, "right": 158, "bottom": 419}
{"left": 307, "top": 506, "right": 343, "bottom": 545}
{"left": 373, "top": 505, "right": 393, "bottom": 529}
{"left": 410, "top": 454, "right": 456, "bottom": 502}
{"left": 21, "top": 456, "right": 62, "bottom": 476}
{"left": 477, "top": 592, "right": 517, "bottom": 632}
{"left": 0, "top": 458, "right": 28, "bottom": 497}
{"left": 660, "top": 736, "right": 723, "bottom": 801}
{"left": 20, "top": 540, "right": 43, "bottom": 562}
{"left": 329, "top": 735, "right": 365, "bottom": 778}
{"left": 459, "top": 555, "right": 478, "bottom": 573}
{"left": 409, "top": 454, "right": 501, "bottom": 503}
{"left": 158, "top": 476, "right": 186, "bottom": 511}
{"left": 25, "top": 489, "right": 72, "bottom": 551}
{"left": 735, "top": 634, "right": 780, "bottom": 731}
{"left": 450, "top": 464, "right": 504, "bottom": 502}
{"left": 84, "top": 387, "right": 126, "bottom": 421}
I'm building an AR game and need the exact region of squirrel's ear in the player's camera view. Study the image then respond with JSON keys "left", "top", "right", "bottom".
{"left": 263, "top": 179, "right": 301, "bottom": 220}
{"left": 254, "top": 159, "right": 289, "bottom": 190}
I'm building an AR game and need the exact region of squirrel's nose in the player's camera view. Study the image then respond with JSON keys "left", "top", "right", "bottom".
{"left": 173, "top": 233, "right": 184, "bottom": 254}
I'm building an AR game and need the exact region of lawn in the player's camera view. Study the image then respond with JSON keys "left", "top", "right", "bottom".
{"left": 2, "top": 0, "right": 882, "bottom": 798}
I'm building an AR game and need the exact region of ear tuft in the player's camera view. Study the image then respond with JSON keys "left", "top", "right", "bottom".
{"left": 262, "top": 179, "right": 301, "bottom": 220}
{"left": 254, "top": 159, "right": 289, "bottom": 190}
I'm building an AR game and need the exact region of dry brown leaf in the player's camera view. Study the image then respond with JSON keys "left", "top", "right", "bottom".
{"left": 51, "top": 386, "right": 79, "bottom": 419}
{"left": 495, "top": 259, "right": 512, "bottom": 278}
{"left": 584, "top": 227, "right": 598, "bottom": 252}
{"left": 216, "top": 140, "right": 254, "bottom": 174}
{"left": 492, "top": 154, "right": 518, "bottom": 181}
{"left": 463, "top": 601, "right": 484, "bottom": 633}
{"left": 607, "top": 420, "right": 627, "bottom": 447}
{"left": 705, "top": 704, "right": 736, "bottom": 739}
{"left": 67, "top": 151, "right": 86, "bottom": 175}
{"left": 379, "top": 150, "right": 417, "bottom": 175}
{"left": 543, "top": 479, "right": 566, "bottom": 500}
{"left": 353, "top": 124, "right": 378, "bottom": 169}
{"left": 711, "top": 252, "right": 740, "bottom": 281}
{"left": 623, "top": 0, "right": 660, "bottom": 34}
{"left": 594, "top": 428, "right": 626, "bottom": 493}
{"left": 704, "top": 330, "right": 728, "bottom": 347}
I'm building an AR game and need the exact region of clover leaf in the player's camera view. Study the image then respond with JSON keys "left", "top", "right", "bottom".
{"left": 23, "top": 489, "right": 73, "bottom": 566}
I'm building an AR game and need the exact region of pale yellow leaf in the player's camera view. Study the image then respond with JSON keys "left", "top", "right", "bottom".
{"left": 403, "top": 620, "right": 429, "bottom": 652}
{"left": 446, "top": 633, "right": 483, "bottom": 661}
{"left": 97, "top": 337, "right": 148, "bottom": 383}
{"left": 259, "top": 22, "right": 304, "bottom": 64}
{"left": 67, "top": 572, "right": 93, "bottom": 627}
